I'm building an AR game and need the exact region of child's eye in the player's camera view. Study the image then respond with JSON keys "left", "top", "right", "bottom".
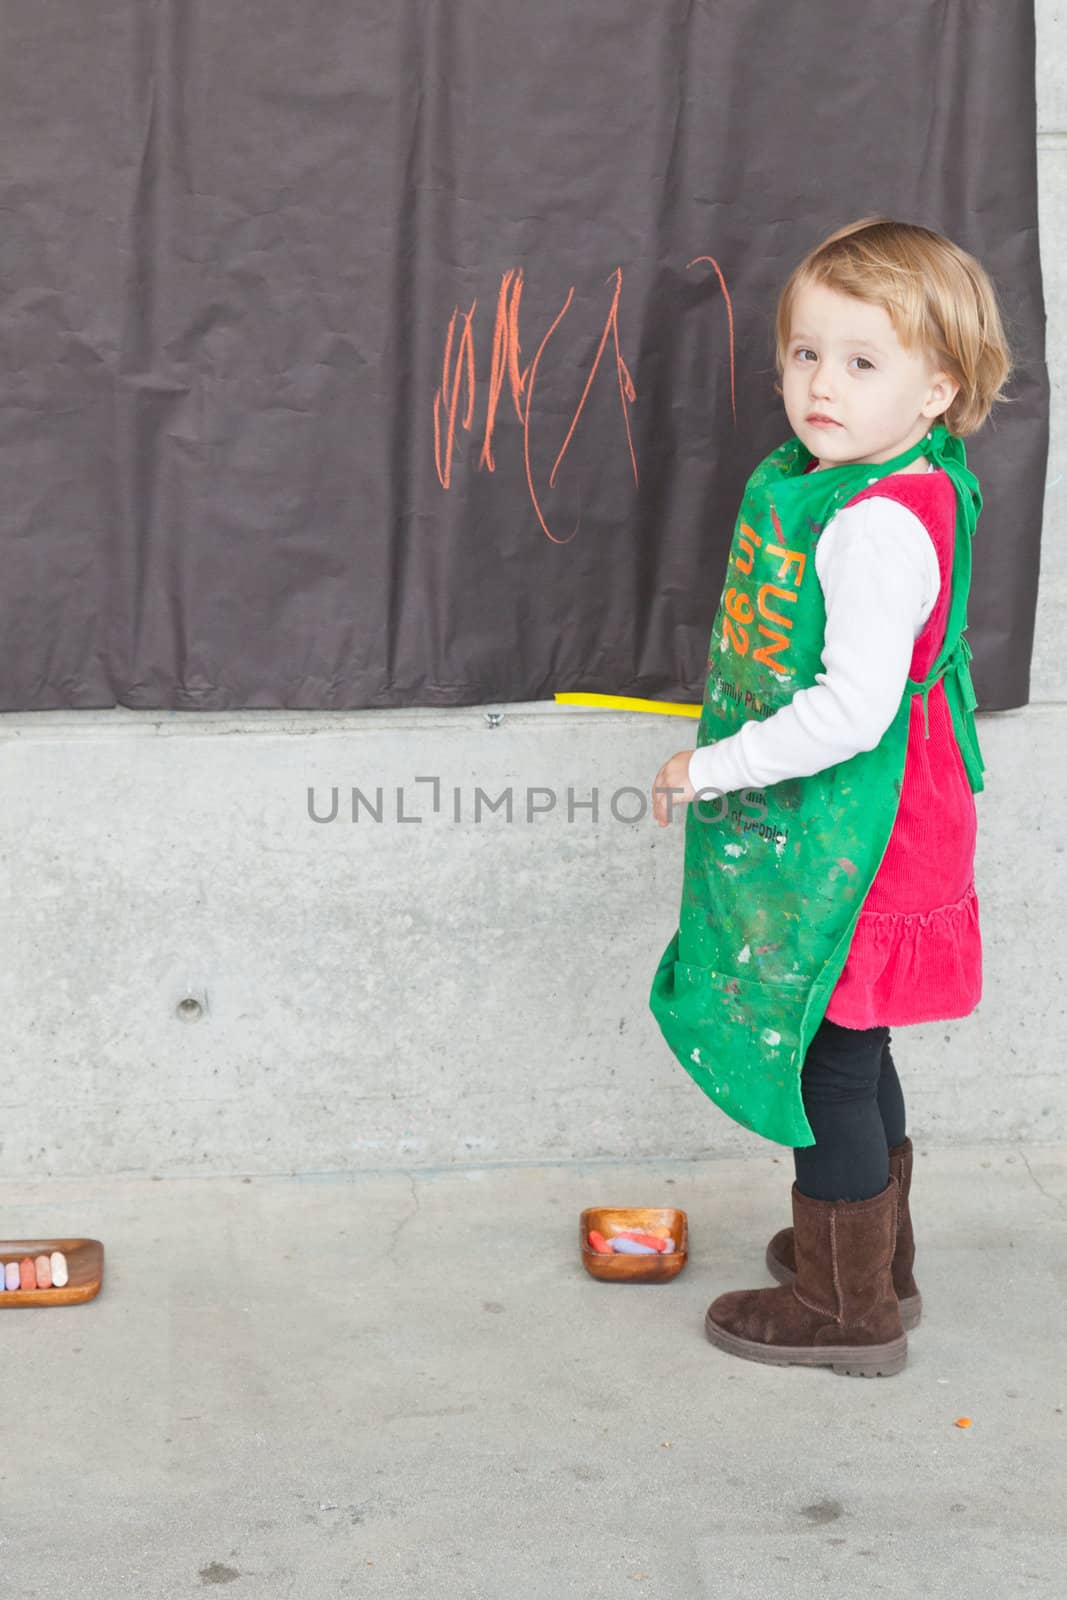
{"left": 792, "top": 348, "right": 874, "bottom": 372}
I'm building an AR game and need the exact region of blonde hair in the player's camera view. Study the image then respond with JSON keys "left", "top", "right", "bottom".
{"left": 772, "top": 215, "right": 1017, "bottom": 437}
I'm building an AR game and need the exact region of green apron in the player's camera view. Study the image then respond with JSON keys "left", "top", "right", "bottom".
{"left": 648, "top": 422, "right": 984, "bottom": 1147}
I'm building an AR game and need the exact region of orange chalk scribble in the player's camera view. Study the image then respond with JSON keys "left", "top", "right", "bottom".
{"left": 432, "top": 299, "right": 477, "bottom": 491}
{"left": 436, "top": 267, "right": 635, "bottom": 543}
{"left": 434, "top": 251, "right": 736, "bottom": 542}
{"left": 520, "top": 282, "right": 582, "bottom": 545}
{"left": 686, "top": 253, "right": 737, "bottom": 428}
{"left": 478, "top": 267, "right": 525, "bottom": 474}
{"left": 546, "top": 268, "right": 637, "bottom": 496}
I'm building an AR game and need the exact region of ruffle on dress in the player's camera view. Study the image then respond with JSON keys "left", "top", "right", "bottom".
{"left": 823, "top": 880, "right": 982, "bottom": 1029}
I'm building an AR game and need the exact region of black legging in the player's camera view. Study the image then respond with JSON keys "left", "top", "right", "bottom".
{"left": 792, "top": 1016, "right": 907, "bottom": 1203}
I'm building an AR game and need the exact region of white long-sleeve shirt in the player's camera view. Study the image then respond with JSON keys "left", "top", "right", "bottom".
{"left": 687, "top": 470, "right": 942, "bottom": 798}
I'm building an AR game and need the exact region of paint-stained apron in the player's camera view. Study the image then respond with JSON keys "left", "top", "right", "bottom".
{"left": 648, "top": 422, "right": 985, "bottom": 1146}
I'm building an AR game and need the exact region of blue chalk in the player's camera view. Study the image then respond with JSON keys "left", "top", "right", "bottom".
{"left": 611, "top": 1237, "right": 658, "bottom": 1255}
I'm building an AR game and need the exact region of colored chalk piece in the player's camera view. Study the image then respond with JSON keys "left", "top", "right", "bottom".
{"left": 50, "top": 1252, "right": 68, "bottom": 1288}
{"left": 34, "top": 1255, "right": 52, "bottom": 1289}
{"left": 4, "top": 1262, "right": 18, "bottom": 1291}
{"left": 587, "top": 1230, "right": 613, "bottom": 1254}
{"left": 617, "top": 1231, "right": 669, "bottom": 1252}
{"left": 19, "top": 1258, "right": 36, "bottom": 1290}
{"left": 610, "top": 1237, "right": 659, "bottom": 1255}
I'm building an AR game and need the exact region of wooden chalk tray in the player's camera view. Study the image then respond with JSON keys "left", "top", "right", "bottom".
{"left": 579, "top": 1206, "right": 688, "bottom": 1282}
{"left": 0, "top": 1238, "right": 104, "bottom": 1307}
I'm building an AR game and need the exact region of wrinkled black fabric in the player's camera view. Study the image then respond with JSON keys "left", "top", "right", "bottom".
{"left": 0, "top": 1, "right": 1047, "bottom": 711}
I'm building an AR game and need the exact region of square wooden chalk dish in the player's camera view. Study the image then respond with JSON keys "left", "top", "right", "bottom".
{"left": 0, "top": 1238, "right": 104, "bottom": 1307}
{"left": 579, "top": 1207, "right": 688, "bottom": 1282}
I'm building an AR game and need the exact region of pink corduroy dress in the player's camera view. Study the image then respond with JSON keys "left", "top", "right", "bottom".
{"left": 820, "top": 467, "right": 982, "bottom": 1029}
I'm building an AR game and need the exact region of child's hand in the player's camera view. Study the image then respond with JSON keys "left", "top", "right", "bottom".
{"left": 652, "top": 751, "right": 697, "bottom": 827}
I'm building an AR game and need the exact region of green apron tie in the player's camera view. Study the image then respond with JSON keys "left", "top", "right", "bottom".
{"left": 906, "top": 633, "right": 985, "bottom": 791}
{"left": 904, "top": 428, "right": 986, "bottom": 793}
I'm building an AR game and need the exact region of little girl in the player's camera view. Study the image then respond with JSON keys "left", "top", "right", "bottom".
{"left": 648, "top": 216, "right": 1014, "bottom": 1377}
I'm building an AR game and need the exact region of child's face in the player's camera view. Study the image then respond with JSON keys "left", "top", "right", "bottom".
{"left": 781, "top": 281, "right": 959, "bottom": 468}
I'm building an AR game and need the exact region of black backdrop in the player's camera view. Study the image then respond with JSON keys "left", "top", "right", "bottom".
{"left": 0, "top": 1, "right": 1048, "bottom": 713}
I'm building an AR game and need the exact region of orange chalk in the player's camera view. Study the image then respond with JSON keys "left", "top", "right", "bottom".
{"left": 616, "top": 1231, "right": 669, "bottom": 1252}
{"left": 19, "top": 1257, "right": 36, "bottom": 1290}
{"left": 587, "top": 1230, "right": 613, "bottom": 1255}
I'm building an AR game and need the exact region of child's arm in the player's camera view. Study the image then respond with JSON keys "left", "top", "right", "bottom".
{"left": 686, "top": 495, "right": 941, "bottom": 799}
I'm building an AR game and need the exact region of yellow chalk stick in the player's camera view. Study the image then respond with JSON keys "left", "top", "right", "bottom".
{"left": 553, "top": 692, "right": 701, "bottom": 719}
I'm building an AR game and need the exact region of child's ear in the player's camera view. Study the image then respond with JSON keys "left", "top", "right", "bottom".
{"left": 925, "top": 371, "right": 960, "bottom": 417}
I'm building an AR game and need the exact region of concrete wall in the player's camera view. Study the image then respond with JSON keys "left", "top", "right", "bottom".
{"left": 2, "top": 10, "right": 1065, "bottom": 1177}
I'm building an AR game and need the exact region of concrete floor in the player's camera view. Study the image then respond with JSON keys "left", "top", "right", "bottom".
{"left": 1, "top": 1145, "right": 1065, "bottom": 1599}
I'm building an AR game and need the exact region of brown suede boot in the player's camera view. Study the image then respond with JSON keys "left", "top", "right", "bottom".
{"left": 705, "top": 1177, "right": 907, "bottom": 1377}
{"left": 765, "top": 1137, "right": 922, "bottom": 1330}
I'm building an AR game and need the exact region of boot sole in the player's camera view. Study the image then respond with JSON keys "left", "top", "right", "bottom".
{"left": 764, "top": 1243, "right": 923, "bottom": 1332}
{"left": 705, "top": 1309, "right": 908, "bottom": 1377}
